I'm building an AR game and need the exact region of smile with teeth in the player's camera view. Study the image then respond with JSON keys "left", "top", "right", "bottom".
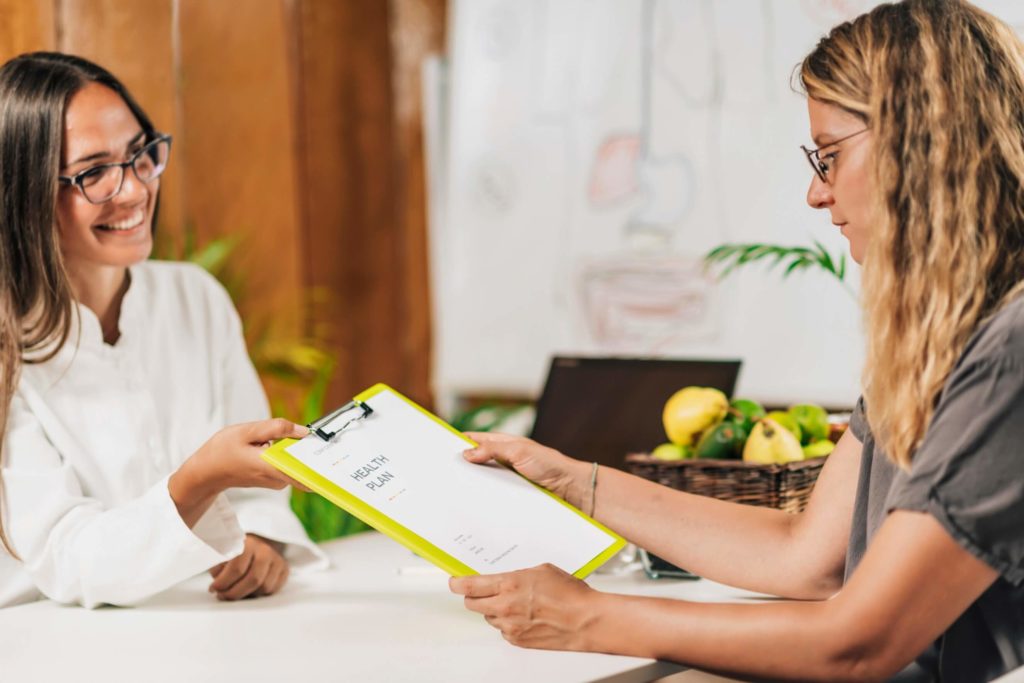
{"left": 96, "top": 210, "right": 145, "bottom": 232}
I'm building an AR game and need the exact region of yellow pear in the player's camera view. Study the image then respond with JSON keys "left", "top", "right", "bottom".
{"left": 742, "top": 418, "right": 805, "bottom": 464}
{"left": 662, "top": 387, "right": 728, "bottom": 446}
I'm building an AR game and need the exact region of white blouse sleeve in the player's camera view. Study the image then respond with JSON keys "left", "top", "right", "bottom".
{"left": 3, "top": 391, "right": 245, "bottom": 608}
{"left": 205, "top": 272, "right": 327, "bottom": 569}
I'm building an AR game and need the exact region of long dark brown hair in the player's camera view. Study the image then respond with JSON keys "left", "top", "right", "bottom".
{"left": 800, "top": 0, "right": 1024, "bottom": 467}
{"left": 0, "top": 53, "right": 157, "bottom": 556}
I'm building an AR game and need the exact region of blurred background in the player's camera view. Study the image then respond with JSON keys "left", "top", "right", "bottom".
{"left": 4, "top": 0, "right": 1023, "bottom": 539}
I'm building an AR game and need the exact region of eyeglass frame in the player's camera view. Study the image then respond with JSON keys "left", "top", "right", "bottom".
{"left": 57, "top": 133, "right": 173, "bottom": 204}
{"left": 800, "top": 128, "right": 868, "bottom": 184}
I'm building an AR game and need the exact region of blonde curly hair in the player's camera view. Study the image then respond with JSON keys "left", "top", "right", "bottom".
{"left": 801, "top": 0, "right": 1024, "bottom": 468}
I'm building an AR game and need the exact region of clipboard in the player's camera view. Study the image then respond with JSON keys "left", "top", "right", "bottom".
{"left": 262, "top": 383, "right": 626, "bottom": 578}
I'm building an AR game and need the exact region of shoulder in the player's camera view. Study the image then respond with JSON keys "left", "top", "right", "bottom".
{"left": 957, "top": 295, "right": 1024, "bottom": 373}
{"left": 128, "top": 260, "right": 242, "bottom": 343}
{"left": 131, "top": 260, "right": 234, "bottom": 311}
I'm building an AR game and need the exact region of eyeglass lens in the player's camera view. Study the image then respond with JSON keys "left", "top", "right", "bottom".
{"left": 80, "top": 138, "right": 170, "bottom": 203}
{"left": 802, "top": 147, "right": 827, "bottom": 183}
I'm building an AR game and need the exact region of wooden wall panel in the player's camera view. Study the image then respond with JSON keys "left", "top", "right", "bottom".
{"left": 389, "top": 0, "right": 446, "bottom": 408}
{"left": 0, "top": 0, "right": 55, "bottom": 63}
{"left": 293, "top": 0, "right": 403, "bottom": 408}
{"left": 176, "top": 0, "right": 302, "bottom": 339}
{"left": 292, "top": 0, "right": 442, "bottom": 410}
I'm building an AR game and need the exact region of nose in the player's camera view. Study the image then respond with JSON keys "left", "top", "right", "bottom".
{"left": 113, "top": 166, "right": 152, "bottom": 206}
{"left": 806, "top": 175, "right": 833, "bottom": 210}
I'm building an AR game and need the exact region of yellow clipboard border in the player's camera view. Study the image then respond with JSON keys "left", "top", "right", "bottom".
{"left": 262, "top": 383, "right": 626, "bottom": 578}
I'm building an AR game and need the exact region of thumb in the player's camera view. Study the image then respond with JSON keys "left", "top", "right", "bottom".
{"left": 462, "top": 439, "right": 518, "bottom": 467}
{"left": 243, "top": 418, "right": 309, "bottom": 445}
{"left": 464, "top": 431, "right": 518, "bottom": 443}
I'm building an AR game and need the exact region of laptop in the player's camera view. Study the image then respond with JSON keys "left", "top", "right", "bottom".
{"left": 529, "top": 356, "right": 742, "bottom": 470}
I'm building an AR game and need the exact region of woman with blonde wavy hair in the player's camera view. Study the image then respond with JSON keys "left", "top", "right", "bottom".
{"left": 449, "top": 1, "right": 1024, "bottom": 680}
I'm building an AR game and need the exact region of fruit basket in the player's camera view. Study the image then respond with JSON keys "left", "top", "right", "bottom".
{"left": 626, "top": 388, "right": 847, "bottom": 514}
{"left": 625, "top": 453, "right": 826, "bottom": 513}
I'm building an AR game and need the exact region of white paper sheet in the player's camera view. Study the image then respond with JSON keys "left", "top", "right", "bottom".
{"left": 285, "top": 388, "right": 618, "bottom": 574}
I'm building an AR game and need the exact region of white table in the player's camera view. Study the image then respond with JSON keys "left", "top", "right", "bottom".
{"left": 0, "top": 533, "right": 758, "bottom": 683}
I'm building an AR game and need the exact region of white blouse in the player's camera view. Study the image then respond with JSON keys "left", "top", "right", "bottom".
{"left": 0, "top": 261, "right": 326, "bottom": 608}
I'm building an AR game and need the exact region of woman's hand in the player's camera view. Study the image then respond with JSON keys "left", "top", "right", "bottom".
{"left": 449, "top": 564, "right": 600, "bottom": 650}
{"left": 191, "top": 418, "right": 309, "bottom": 491}
{"left": 208, "top": 534, "right": 290, "bottom": 601}
{"left": 463, "top": 432, "right": 589, "bottom": 507}
{"left": 169, "top": 418, "right": 309, "bottom": 527}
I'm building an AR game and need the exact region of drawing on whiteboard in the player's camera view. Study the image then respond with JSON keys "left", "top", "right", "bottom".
{"left": 437, "top": 0, "right": 871, "bottom": 403}
{"left": 578, "top": 255, "right": 714, "bottom": 351}
{"left": 470, "top": 154, "right": 518, "bottom": 216}
{"left": 625, "top": 0, "right": 696, "bottom": 238}
{"left": 588, "top": 134, "right": 642, "bottom": 207}
{"left": 579, "top": 0, "right": 716, "bottom": 350}
{"left": 653, "top": 0, "right": 721, "bottom": 108}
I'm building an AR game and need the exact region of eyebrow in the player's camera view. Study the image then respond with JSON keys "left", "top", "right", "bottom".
{"left": 67, "top": 130, "right": 147, "bottom": 166}
{"left": 812, "top": 129, "right": 863, "bottom": 148}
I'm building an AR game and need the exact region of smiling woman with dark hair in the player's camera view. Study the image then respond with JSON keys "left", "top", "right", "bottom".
{"left": 0, "top": 52, "right": 324, "bottom": 609}
{"left": 450, "top": 2, "right": 1024, "bottom": 680}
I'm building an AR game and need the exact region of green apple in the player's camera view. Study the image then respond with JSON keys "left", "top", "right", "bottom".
{"left": 788, "top": 404, "right": 830, "bottom": 445}
{"left": 651, "top": 442, "right": 694, "bottom": 461}
{"left": 727, "top": 398, "right": 766, "bottom": 432}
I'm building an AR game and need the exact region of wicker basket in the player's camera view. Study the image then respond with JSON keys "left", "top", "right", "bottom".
{"left": 625, "top": 454, "right": 826, "bottom": 514}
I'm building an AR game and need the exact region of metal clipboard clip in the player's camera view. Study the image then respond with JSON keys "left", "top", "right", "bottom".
{"left": 308, "top": 400, "right": 374, "bottom": 442}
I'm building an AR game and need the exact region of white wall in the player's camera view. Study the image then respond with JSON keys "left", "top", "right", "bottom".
{"left": 431, "top": 0, "right": 1024, "bottom": 408}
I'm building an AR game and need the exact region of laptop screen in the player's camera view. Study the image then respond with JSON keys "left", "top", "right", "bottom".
{"left": 529, "top": 357, "right": 742, "bottom": 470}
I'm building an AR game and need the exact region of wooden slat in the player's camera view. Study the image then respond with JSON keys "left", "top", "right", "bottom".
{"left": 388, "top": 0, "right": 445, "bottom": 410}
{"left": 176, "top": 0, "right": 303, "bottom": 340}
{"left": 291, "top": 0, "right": 402, "bottom": 409}
{"left": 0, "top": 0, "right": 55, "bottom": 64}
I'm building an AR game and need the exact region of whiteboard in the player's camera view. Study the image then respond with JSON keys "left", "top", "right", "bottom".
{"left": 432, "top": 0, "right": 1024, "bottom": 408}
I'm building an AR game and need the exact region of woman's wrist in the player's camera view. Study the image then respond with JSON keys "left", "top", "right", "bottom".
{"left": 576, "top": 589, "right": 626, "bottom": 654}
{"left": 168, "top": 453, "right": 227, "bottom": 527}
{"left": 561, "top": 458, "right": 595, "bottom": 510}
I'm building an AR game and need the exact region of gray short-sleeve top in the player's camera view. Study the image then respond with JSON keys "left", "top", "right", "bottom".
{"left": 846, "top": 297, "right": 1024, "bottom": 682}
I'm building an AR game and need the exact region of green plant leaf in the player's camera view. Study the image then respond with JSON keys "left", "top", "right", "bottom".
{"left": 192, "top": 236, "right": 239, "bottom": 275}
{"left": 703, "top": 241, "right": 850, "bottom": 293}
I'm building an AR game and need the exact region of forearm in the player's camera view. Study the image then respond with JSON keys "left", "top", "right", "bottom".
{"left": 585, "top": 593, "right": 880, "bottom": 682}
{"left": 14, "top": 477, "right": 245, "bottom": 608}
{"left": 168, "top": 456, "right": 225, "bottom": 528}
{"left": 585, "top": 465, "right": 834, "bottom": 598}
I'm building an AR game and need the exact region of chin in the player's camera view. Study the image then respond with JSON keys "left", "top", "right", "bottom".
{"left": 845, "top": 234, "right": 866, "bottom": 265}
{"left": 82, "top": 238, "right": 153, "bottom": 270}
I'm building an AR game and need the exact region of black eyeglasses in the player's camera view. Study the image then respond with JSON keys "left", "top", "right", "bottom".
{"left": 58, "top": 134, "right": 172, "bottom": 204}
{"left": 800, "top": 128, "right": 868, "bottom": 184}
